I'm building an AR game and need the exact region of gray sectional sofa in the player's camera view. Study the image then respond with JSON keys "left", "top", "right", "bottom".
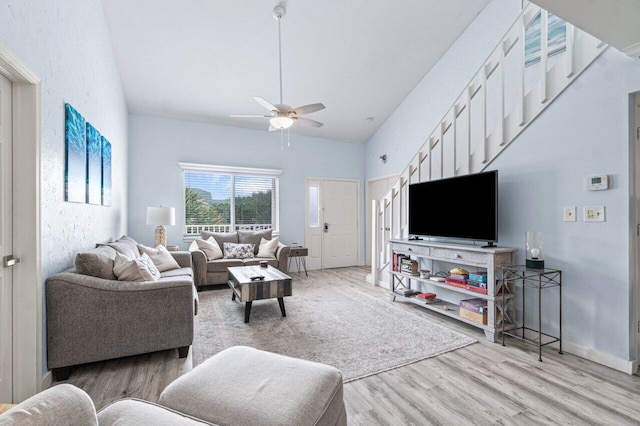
{"left": 190, "top": 229, "right": 290, "bottom": 287}
{"left": 46, "top": 236, "right": 198, "bottom": 381}
{"left": 2, "top": 346, "right": 347, "bottom": 426}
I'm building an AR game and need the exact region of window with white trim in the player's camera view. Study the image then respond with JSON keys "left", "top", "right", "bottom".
{"left": 179, "top": 163, "right": 281, "bottom": 237}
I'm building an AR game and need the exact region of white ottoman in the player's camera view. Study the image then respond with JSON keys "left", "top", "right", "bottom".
{"left": 159, "top": 346, "right": 347, "bottom": 426}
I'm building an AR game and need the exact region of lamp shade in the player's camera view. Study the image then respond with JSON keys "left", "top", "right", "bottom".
{"left": 146, "top": 206, "right": 175, "bottom": 226}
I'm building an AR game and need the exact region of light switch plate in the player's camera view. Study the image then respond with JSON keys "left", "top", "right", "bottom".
{"left": 584, "top": 206, "right": 605, "bottom": 222}
{"left": 564, "top": 206, "right": 576, "bottom": 222}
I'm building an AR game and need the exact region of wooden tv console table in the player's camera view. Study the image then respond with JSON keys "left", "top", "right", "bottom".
{"left": 389, "top": 239, "right": 516, "bottom": 342}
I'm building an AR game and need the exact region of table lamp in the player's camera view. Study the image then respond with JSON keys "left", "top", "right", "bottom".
{"left": 525, "top": 231, "right": 544, "bottom": 269}
{"left": 147, "top": 206, "right": 175, "bottom": 247}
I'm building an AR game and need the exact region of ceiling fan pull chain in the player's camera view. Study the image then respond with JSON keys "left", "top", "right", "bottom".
{"left": 280, "top": 129, "right": 284, "bottom": 150}
{"left": 287, "top": 128, "right": 291, "bottom": 147}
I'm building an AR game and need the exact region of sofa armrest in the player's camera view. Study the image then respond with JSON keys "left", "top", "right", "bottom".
{"left": 46, "top": 272, "right": 194, "bottom": 370}
{"left": 276, "top": 243, "right": 291, "bottom": 274}
{"left": 170, "top": 251, "right": 192, "bottom": 268}
{"left": 1, "top": 384, "right": 97, "bottom": 426}
{"left": 190, "top": 249, "right": 208, "bottom": 286}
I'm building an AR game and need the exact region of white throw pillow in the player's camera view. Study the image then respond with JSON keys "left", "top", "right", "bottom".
{"left": 257, "top": 237, "right": 279, "bottom": 258}
{"left": 137, "top": 244, "right": 181, "bottom": 272}
{"left": 196, "top": 237, "right": 223, "bottom": 261}
{"left": 113, "top": 252, "right": 161, "bottom": 282}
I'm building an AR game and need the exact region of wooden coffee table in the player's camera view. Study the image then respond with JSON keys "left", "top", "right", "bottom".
{"left": 228, "top": 265, "right": 292, "bottom": 323}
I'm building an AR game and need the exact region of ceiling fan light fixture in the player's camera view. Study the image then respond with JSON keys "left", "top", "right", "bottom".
{"left": 270, "top": 116, "right": 294, "bottom": 129}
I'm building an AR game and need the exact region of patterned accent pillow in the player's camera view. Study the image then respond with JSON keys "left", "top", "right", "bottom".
{"left": 113, "top": 252, "right": 161, "bottom": 282}
{"left": 223, "top": 243, "right": 255, "bottom": 259}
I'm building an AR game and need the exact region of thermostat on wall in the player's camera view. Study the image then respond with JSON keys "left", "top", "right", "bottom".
{"left": 585, "top": 174, "right": 610, "bottom": 191}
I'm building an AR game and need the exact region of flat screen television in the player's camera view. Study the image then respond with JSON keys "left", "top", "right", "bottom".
{"left": 408, "top": 170, "right": 498, "bottom": 244}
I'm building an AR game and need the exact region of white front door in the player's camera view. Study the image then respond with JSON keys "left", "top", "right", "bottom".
{"left": 322, "top": 180, "right": 358, "bottom": 269}
{"left": 305, "top": 179, "right": 359, "bottom": 269}
{"left": 0, "top": 72, "right": 13, "bottom": 402}
{"left": 305, "top": 178, "right": 359, "bottom": 270}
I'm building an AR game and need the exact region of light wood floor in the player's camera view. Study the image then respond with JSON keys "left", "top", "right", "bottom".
{"left": 57, "top": 268, "right": 640, "bottom": 425}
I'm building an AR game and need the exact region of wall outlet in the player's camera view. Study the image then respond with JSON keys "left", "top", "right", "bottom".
{"left": 584, "top": 206, "right": 605, "bottom": 222}
{"left": 563, "top": 206, "right": 577, "bottom": 222}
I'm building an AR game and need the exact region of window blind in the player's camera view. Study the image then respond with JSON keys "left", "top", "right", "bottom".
{"left": 183, "top": 167, "right": 279, "bottom": 235}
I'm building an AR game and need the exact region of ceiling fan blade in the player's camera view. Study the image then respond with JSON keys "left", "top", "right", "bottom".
{"left": 268, "top": 124, "right": 279, "bottom": 132}
{"left": 254, "top": 96, "right": 279, "bottom": 112}
{"left": 292, "top": 103, "right": 325, "bottom": 115}
{"left": 296, "top": 117, "right": 323, "bottom": 128}
{"left": 230, "top": 114, "right": 272, "bottom": 118}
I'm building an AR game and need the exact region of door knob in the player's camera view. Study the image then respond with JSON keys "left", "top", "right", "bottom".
{"left": 324, "top": 223, "right": 329, "bottom": 233}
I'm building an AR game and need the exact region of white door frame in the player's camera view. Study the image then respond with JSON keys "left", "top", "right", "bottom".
{"left": 0, "top": 42, "right": 43, "bottom": 401}
{"left": 365, "top": 173, "right": 398, "bottom": 266}
{"left": 633, "top": 92, "right": 640, "bottom": 374}
{"left": 305, "top": 177, "right": 361, "bottom": 270}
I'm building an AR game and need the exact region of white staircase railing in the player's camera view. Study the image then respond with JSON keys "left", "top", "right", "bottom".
{"left": 371, "top": 3, "right": 605, "bottom": 286}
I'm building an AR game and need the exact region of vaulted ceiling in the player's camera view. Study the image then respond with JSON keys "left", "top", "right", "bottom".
{"left": 101, "top": 0, "right": 490, "bottom": 142}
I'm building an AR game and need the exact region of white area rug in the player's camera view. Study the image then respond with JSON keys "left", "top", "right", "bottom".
{"left": 193, "top": 268, "right": 476, "bottom": 382}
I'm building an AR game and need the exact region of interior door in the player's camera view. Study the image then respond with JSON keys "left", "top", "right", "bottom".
{"left": 305, "top": 179, "right": 359, "bottom": 270}
{"left": 0, "top": 72, "right": 13, "bottom": 402}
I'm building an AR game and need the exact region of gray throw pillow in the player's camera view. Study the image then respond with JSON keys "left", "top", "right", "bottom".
{"left": 75, "top": 246, "right": 118, "bottom": 280}
{"left": 108, "top": 235, "right": 140, "bottom": 259}
{"left": 223, "top": 243, "right": 255, "bottom": 259}
{"left": 238, "top": 230, "right": 273, "bottom": 255}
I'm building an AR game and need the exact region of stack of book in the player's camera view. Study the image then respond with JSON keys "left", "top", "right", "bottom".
{"left": 467, "top": 272, "right": 488, "bottom": 294}
{"left": 459, "top": 298, "right": 488, "bottom": 324}
{"left": 399, "top": 258, "right": 419, "bottom": 276}
{"left": 394, "top": 287, "right": 419, "bottom": 297}
{"left": 445, "top": 272, "right": 468, "bottom": 289}
{"left": 414, "top": 292, "right": 440, "bottom": 304}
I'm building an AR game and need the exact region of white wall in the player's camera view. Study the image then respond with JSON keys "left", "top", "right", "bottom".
{"left": 365, "top": 0, "right": 522, "bottom": 178}
{"left": 128, "top": 115, "right": 365, "bottom": 260}
{"left": 365, "top": 0, "right": 640, "bottom": 363}
{"left": 0, "top": 0, "right": 129, "bottom": 373}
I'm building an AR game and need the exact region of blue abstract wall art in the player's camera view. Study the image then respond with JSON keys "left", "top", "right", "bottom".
{"left": 64, "top": 104, "right": 87, "bottom": 203}
{"left": 86, "top": 123, "right": 102, "bottom": 205}
{"left": 101, "top": 136, "right": 112, "bottom": 206}
{"left": 525, "top": 12, "right": 566, "bottom": 67}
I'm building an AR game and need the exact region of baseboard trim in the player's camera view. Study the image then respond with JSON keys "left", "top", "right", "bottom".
{"left": 41, "top": 371, "right": 52, "bottom": 391}
{"left": 553, "top": 339, "right": 636, "bottom": 375}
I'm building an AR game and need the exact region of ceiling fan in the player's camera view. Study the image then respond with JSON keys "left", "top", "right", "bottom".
{"left": 231, "top": 5, "right": 325, "bottom": 132}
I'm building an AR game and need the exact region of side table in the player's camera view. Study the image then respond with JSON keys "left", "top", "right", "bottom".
{"left": 501, "top": 265, "right": 562, "bottom": 361}
{"left": 288, "top": 247, "right": 308, "bottom": 277}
